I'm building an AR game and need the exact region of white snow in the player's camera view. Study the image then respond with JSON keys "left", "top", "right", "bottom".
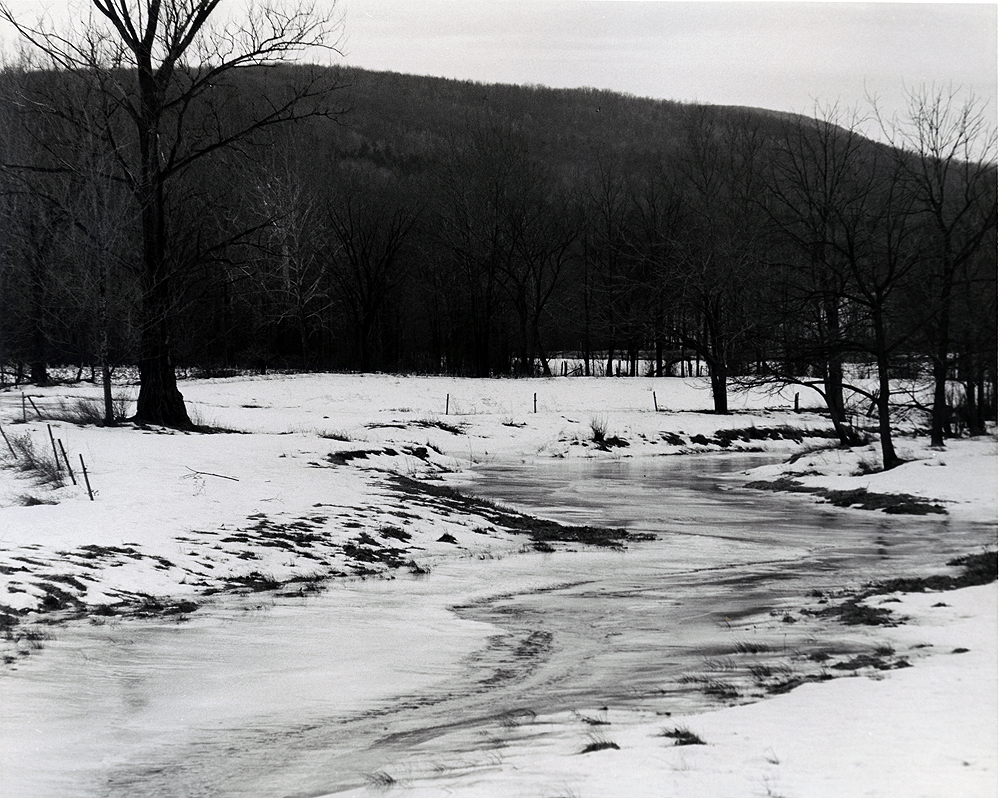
{"left": 749, "top": 435, "right": 998, "bottom": 522}
{"left": 0, "top": 373, "right": 995, "bottom": 797}
{"left": 0, "top": 374, "right": 842, "bottom": 614}
{"left": 331, "top": 582, "right": 994, "bottom": 798}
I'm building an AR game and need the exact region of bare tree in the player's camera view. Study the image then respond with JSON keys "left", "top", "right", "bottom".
{"left": 55, "top": 137, "right": 141, "bottom": 422}
{"left": 876, "top": 86, "right": 998, "bottom": 445}
{"left": 245, "top": 150, "right": 330, "bottom": 369}
{"left": 326, "top": 166, "right": 421, "bottom": 372}
{"left": 839, "top": 151, "right": 922, "bottom": 470}
{"left": 1, "top": 0, "right": 343, "bottom": 427}
{"left": 671, "top": 106, "right": 770, "bottom": 413}
{"left": 760, "top": 107, "right": 873, "bottom": 444}
{"left": 581, "top": 158, "right": 634, "bottom": 378}
{"left": 766, "top": 126, "right": 922, "bottom": 470}
{"left": 433, "top": 120, "right": 524, "bottom": 377}
{"left": 498, "top": 160, "right": 580, "bottom": 377}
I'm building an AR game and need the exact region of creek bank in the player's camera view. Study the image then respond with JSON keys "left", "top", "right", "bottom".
{"left": 2, "top": 377, "right": 993, "bottom": 671}
{"left": 745, "top": 476, "right": 947, "bottom": 514}
{"left": 389, "top": 474, "right": 654, "bottom": 551}
{"left": 565, "top": 422, "right": 842, "bottom": 455}
{"left": 741, "top": 432, "right": 997, "bottom": 521}
{"left": 806, "top": 550, "right": 999, "bottom": 628}
{"left": 0, "top": 466, "right": 644, "bottom": 665}
{"left": 654, "top": 550, "right": 998, "bottom": 714}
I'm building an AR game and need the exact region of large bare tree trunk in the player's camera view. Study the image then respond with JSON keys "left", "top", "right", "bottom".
{"left": 135, "top": 280, "right": 190, "bottom": 427}
{"left": 873, "top": 310, "right": 901, "bottom": 469}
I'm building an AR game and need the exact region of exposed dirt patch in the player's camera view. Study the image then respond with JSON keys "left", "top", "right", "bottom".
{"left": 801, "top": 551, "right": 998, "bottom": 635}
{"left": 670, "top": 550, "right": 997, "bottom": 706}
{"left": 810, "top": 597, "right": 900, "bottom": 626}
{"left": 388, "top": 474, "right": 651, "bottom": 550}
{"left": 126, "top": 596, "right": 201, "bottom": 617}
{"left": 870, "top": 551, "right": 998, "bottom": 594}
{"left": 745, "top": 477, "right": 947, "bottom": 514}
{"left": 342, "top": 532, "right": 409, "bottom": 570}
{"left": 830, "top": 653, "right": 911, "bottom": 671}
{"left": 327, "top": 448, "right": 399, "bottom": 465}
{"left": 595, "top": 434, "right": 629, "bottom": 451}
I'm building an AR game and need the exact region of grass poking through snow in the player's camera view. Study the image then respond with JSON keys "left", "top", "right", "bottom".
{"left": 1, "top": 431, "right": 65, "bottom": 489}
{"left": 363, "top": 770, "right": 397, "bottom": 789}
{"left": 579, "top": 734, "right": 620, "bottom": 754}
{"left": 660, "top": 727, "right": 706, "bottom": 746}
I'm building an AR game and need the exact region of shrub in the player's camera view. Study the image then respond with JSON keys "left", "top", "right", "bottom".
{"left": 414, "top": 417, "right": 465, "bottom": 434}
{"left": 589, "top": 415, "right": 607, "bottom": 443}
{"left": 46, "top": 392, "right": 132, "bottom": 426}
{"left": 379, "top": 525, "right": 412, "bottom": 542}
{"left": 363, "top": 770, "right": 396, "bottom": 788}
{"left": 18, "top": 494, "right": 57, "bottom": 506}
{"left": 732, "top": 639, "right": 771, "bottom": 654}
{"left": 660, "top": 727, "right": 705, "bottom": 746}
{"left": 2, "top": 432, "right": 65, "bottom": 488}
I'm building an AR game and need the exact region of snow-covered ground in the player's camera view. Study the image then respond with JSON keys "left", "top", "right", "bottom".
{"left": 0, "top": 373, "right": 843, "bottom": 616}
{"left": 335, "top": 582, "right": 997, "bottom": 798}
{"left": 0, "top": 373, "right": 995, "bottom": 797}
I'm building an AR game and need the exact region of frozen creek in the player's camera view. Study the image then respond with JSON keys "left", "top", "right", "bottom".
{"left": 2, "top": 454, "right": 993, "bottom": 797}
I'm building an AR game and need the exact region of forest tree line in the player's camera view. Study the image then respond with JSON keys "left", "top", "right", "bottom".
{"left": 0, "top": 57, "right": 996, "bottom": 464}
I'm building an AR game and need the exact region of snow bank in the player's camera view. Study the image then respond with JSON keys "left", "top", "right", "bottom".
{"left": 748, "top": 435, "right": 998, "bottom": 521}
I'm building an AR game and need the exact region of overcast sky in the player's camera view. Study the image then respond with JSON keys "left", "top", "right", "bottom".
{"left": 3, "top": 1, "right": 996, "bottom": 138}
{"left": 336, "top": 1, "right": 996, "bottom": 125}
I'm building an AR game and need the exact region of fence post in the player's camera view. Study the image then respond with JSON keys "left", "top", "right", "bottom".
{"left": 58, "top": 440, "right": 77, "bottom": 485}
{"left": 27, "top": 395, "right": 43, "bottom": 420}
{"left": 79, "top": 454, "right": 94, "bottom": 501}
{"left": 47, "top": 425, "right": 61, "bottom": 471}
{"left": 0, "top": 423, "right": 15, "bottom": 457}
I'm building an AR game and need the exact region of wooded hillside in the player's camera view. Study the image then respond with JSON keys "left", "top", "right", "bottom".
{"left": 1, "top": 62, "right": 996, "bottom": 458}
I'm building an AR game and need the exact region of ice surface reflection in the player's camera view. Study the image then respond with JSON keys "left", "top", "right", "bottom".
{"left": 2, "top": 455, "right": 992, "bottom": 797}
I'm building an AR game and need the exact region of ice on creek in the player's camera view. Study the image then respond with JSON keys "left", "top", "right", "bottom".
{"left": 2, "top": 452, "right": 995, "bottom": 798}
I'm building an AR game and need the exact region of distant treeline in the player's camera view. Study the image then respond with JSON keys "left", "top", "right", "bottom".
{"left": 1, "top": 65, "right": 996, "bottom": 454}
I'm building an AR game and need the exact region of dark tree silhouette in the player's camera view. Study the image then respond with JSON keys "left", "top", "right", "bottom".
{"left": 327, "top": 167, "right": 421, "bottom": 372}
{"left": 672, "top": 107, "right": 769, "bottom": 413}
{"left": 762, "top": 107, "right": 872, "bottom": 444}
{"left": 878, "top": 87, "right": 998, "bottom": 446}
{"left": 1, "top": 0, "right": 343, "bottom": 427}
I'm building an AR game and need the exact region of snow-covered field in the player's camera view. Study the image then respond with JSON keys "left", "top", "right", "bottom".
{"left": 0, "top": 373, "right": 995, "bottom": 797}
{"left": 0, "top": 373, "right": 842, "bottom": 616}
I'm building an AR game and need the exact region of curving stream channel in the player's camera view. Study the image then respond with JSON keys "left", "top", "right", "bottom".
{"left": 2, "top": 454, "right": 993, "bottom": 797}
